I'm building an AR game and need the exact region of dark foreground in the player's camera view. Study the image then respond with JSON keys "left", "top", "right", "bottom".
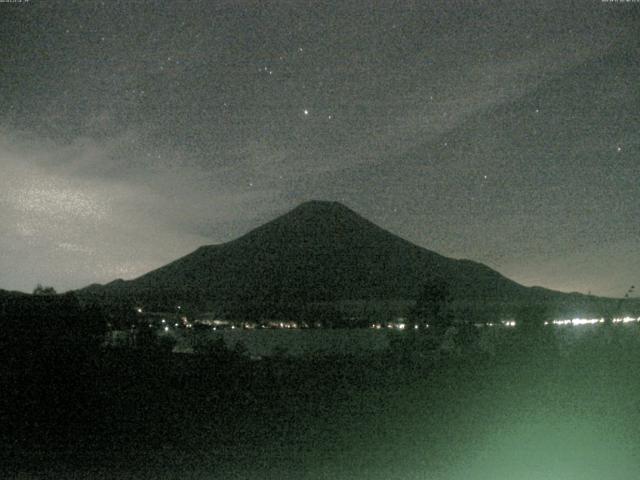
{"left": 2, "top": 326, "right": 640, "bottom": 479}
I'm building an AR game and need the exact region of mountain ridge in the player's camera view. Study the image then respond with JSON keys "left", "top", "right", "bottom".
{"left": 78, "top": 201, "right": 613, "bottom": 319}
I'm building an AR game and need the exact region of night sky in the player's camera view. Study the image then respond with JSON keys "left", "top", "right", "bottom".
{"left": 0, "top": 0, "right": 638, "bottom": 297}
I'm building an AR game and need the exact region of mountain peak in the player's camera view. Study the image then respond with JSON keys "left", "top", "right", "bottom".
{"left": 262, "top": 200, "right": 375, "bottom": 239}
{"left": 77, "top": 200, "right": 620, "bottom": 318}
{"left": 77, "top": 200, "right": 562, "bottom": 312}
{"left": 292, "top": 200, "right": 353, "bottom": 214}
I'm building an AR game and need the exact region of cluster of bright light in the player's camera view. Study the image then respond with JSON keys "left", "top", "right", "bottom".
{"left": 369, "top": 322, "right": 430, "bottom": 330}
{"left": 549, "top": 317, "right": 640, "bottom": 326}
{"left": 275, "top": 322, "right": 298, "bottom": 329}
{"left": 370, "top": 322, "right": 410, "bottom": 330}
{"left": 555, "top": 318, "right": 602, "bottom": 326}
{"left": 615, "top": 316, "right": 638, "bottom": 324}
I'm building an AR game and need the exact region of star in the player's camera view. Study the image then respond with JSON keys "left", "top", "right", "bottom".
{"left": 303, "top": 109, "right": 309, "bottom": 116}
{"left": 616, "top": 146, "right": 622, "bottom": 152}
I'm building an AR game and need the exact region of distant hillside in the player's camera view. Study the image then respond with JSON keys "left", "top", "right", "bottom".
{"left": 78, "top": 201, "right": 629, "bottom": 320}
{"left": 0, "top": 289, "right": 27, "bottom": 305}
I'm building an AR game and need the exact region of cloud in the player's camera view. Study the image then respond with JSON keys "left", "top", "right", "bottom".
{"left": 0, "top": 128, "right": 282, "bottom": 292}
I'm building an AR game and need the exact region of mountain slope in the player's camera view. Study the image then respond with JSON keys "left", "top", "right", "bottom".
{"left": 79, "top": 201, "right": 599, "bottom": 315}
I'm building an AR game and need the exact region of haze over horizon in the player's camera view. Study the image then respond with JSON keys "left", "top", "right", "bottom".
{"left": 1, "top": 1, "right": 638, "bottom": 297}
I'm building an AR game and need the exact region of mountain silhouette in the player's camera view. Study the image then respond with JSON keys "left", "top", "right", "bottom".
{"left": 79, "top": 201, "right": 599, "bottom": 317}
